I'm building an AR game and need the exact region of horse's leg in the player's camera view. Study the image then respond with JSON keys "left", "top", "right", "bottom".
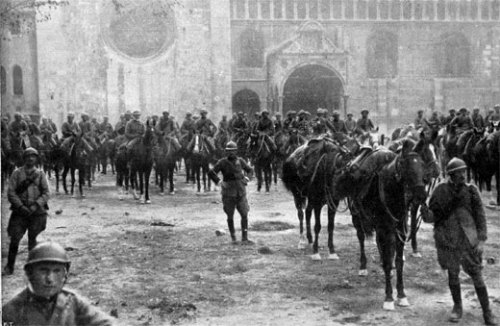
{"left": 378, "top": 228, "right": 396, "bottom": 310}
{"left": 256, "top": 165, "right": 262, "bottom": 192}
{"left": 62, "top": 165, "right": 69, "bottom": 194}
{"left": 169, "top": 165, "right": 175, "bottom": 194}
{"left": 305, "top": 204, "right": 314, "bottom": 246}
{"left": 410, "top": 204, "right": 422, "bottom": 257}
{"left": 265, "top": 164, "right": 271, "bottom": 192}
{"left": 395, "top": 236, "right": 409, "bottom": 307}
{"left": 326, "top": 201, "right": 339, "bottom": 260}
{"left": 70, "top": 167, "right": 76, "bottom": 197}
{"left": 202, "top": 163, "right": 208, "bottom": 192}
{"left": 295, "top": 195, "right": 306, "bottom": 249}
{"left": 311, "top": 204, "right": 322, "bottom": 260}
{"left": 79, "top": 166, "right": 85, "bottom": 197}
{"left": 145, "top": 167, "right": 152, "bottom": 204}
{"left": 352, "top": 212, "right": 368, "bottom": 276}
{"left": 159, "top": 165, "right": 165, "bottom": 195}
{"left": 196, "top": 165, "right": 201, "bottom": 192}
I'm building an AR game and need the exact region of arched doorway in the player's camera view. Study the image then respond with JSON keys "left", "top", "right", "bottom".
{"left": 232, "top": 89, "right": 261, "bottom": 116}
{"left": 283, "top": 64, "right": 344, "bottom": 115}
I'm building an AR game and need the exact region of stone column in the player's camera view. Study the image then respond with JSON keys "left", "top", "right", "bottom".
{"left": 477, "top": 0, "right": 482, "bottom": 20}
{"left": 444, "top": 0, "right": 450, "bottom": 20}
{"left": 400, "top": 0, "right": 405, "bottom": 19}
{"left": 353, "top": 0, "right": 358, "bottom": 18}
{"left": 270, "top": 0, "right": 275, "bottom": 18}
{"left": 331, "top": 0, "right": 335, "bottom": 18}
{"left": 245, "top": 0, "right": 250, "bottom": 19}
{"left": 306, "top": 0, "right": 310, "bottom": 18}
{"left": 257, "top": 0, "right": 262, "bottom": 19}
{"left": 434, "top": 0, "right": 438, "bottom": 20}
{"left": 411, "top": 0, "right": 416, "bottom": 19}
{"left": 341, "top": 0, "right": 346, "bottom": 18}
{"left": 376, "top": 0, "right": 381, "bottom": 20}
{"left": 294, "top": 0, "right": 298, "bottom": 19}
{"left": 467, "top": 0, "right": 472, "bottom": 20}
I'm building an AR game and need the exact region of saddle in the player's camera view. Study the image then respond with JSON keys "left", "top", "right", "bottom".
{"left": 347, "top": 148, "right": 394, "bottom": 181}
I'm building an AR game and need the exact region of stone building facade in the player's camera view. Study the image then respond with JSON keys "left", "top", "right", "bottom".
{"left": 1, "top": 0, "right": 499, "bottom": 132}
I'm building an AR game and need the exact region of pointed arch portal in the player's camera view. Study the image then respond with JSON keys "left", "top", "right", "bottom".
{"left": 283, "top": 64, "right": 344, "bottom": 115}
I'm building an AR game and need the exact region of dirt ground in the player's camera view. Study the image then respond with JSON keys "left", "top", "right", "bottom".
{"left": 1, "top": 170, "right": 499, "bottom": 326}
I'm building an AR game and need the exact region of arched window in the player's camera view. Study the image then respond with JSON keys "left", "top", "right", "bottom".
{"left": 366, "top": 31, "right": 398, "bottom": 78}
{"left": 1, "top": 66, "right": 6, "bottom": 95}
{"left": 437, "top": 33, "right": 470, "bottom": 77}
{"left": 13, "top": 65, "right": 23, "bottom": 95}
{"left": 239, "top": 28, "right": 265, "bottom": 68}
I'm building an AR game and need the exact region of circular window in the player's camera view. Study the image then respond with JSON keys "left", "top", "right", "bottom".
{"left": 101, "top": 1, "right": 176, "bottom": 60}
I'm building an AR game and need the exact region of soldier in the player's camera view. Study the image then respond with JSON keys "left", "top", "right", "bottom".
{"left": 330, "top": 111, "right": 348, "bottom": 143}
{"left": 195, "top": 109, "right": 217, "bottom": 152}
{"left": 48, "top": 117, "right": 58, "bottom": 136}
{"left": 8, "top": 112, "right": 28, "bottom": 139}
{"left": 230, "top": 112, "right": 248, "bottom": 139}
{"left": 443, "top": 109, "right": 457, "bottom": 127}
{"left": 151, "top": 114, "right": 159, "bottom": 127}
{"left": 427, "top": 111, "right": 442, "bottom": 139}
{"left": 297, "top": 110, "right": 310, "bottom": 137}
{"left": 471, "top": 107, "right": 485, "bottom": 129}
{"left": 78, "top": 112, "right": 96, "bottom": 149}
{"left": 450, "top": 108, "right": 474, "bottom": 134}
{"left": 274, "top": 113, "right": 283, "bottom": 133}
{"left": 421, "top": 158, "right": 497, "bottom": 326}
{"left": 345, "top": 113, "right": 356, "bottom": 136}
{"left": 114, "top": 114, "right": 127, "bottom": 136}
{"left": 356, "top": 109, "right": 375, "bottom": 134}
{"left": 311, "top": 108, "right": 328, "bottom": 136}
{"left": 485, "top": 105, "right": 500, "bottom": 126}
{"left": 60, "top": 113, "right": 81, "bottom": 153}
{"left": 253, "top": 109, "right": 276, "bottom": 150}
{"left": 1, "top": 114, "right": 11, "bottom": 149}
{"left": 125, "top": 110, "right": 145, "bottom": 152}
{"left": 208, "top": 141, "right": 253, "bottom": 244}
{"left": 156, "top": 111, "right": 177, "bottom": 136}
{"left": 3, "top": 148, "right": 49, "bottom": 275}
{"left": 2, "top": 242, "right": 116, "bottom": 325}
{"left": 98, "top": 116, "right": 113, "bottom": 136}
{"left": 180, "top": 112, "right": 196, "bottom": 137}
{"left": 39, "top": 116, "right": 54, "bottom": 134}
{"left": 283, "top": 111, "right": 298, "bottom": 132}
{"left": 414, "top": 110, "right": 429, "bottom": 130}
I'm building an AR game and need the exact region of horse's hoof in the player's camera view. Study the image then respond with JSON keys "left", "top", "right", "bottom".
{"left": 402, "top": 254, "right": 406, "bottom": 262}
{"left": 327, "top": 253, "right": 339, "bottom": 260}
{"left": 81, "top": 194, "right": 86, "bottom": 198}
{"left": 397, "top": 297, "right": 410, "bottom": 307}
{"left": 358, "top": 269, "right": 368, "bottom": 277}
{"left": 159, "top": 192, "right": 165, "bottom": 196}
{"left": 383, "top": 301, "right": 395, "bottom": 311}
{"left": 71, "top": 194, "right": 76, "bottom": 198}
{"left": 145, "top": 200, "right": 151, "bottom": 204}
{"left": 169, "top": 191, "right": 175, "bottom": 195}
{"left": 310, "top": 253, "right": 322, "bottom": 261}
{"left": 411, "top": 252, "right": 422, "bottom": 258}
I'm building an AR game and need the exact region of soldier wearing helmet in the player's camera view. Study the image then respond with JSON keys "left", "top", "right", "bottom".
{"left": 2, "top": 242, "right": 116, "bottom": 325}
{"left": 124, "top": 110, "right": 145, "bottom": 152}
{"left": 283, "top": 110, "right": 298, "bottom": 132}
{"left": 194, "top": 108, "right": 217, "bottom": 153}
{"left": 60, "top": 112, "right": 81, "bottom": 154}
{"left": 230, "top": 111, "right": 248, "bottom": 138}
{"left": 356, "top": 109, "right": 375, "bottom": 135}
{"left": 253, "top": 109, "right": 277, "bottom": 151}
{"left": 4, "top": 148, "right": 49, "bottom": 275}
{"left": 180, "top": 112, "right": 196, "bottom": 141}
{"left": 421, "top": 158, "right": 497, "bottom": 325}
{"left": 208, "top": 141, "right": 254, "bottom": 244}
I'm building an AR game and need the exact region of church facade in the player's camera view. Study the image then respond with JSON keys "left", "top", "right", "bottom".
{"left": 1, "top": 0, "right": 499, "bottom": 131}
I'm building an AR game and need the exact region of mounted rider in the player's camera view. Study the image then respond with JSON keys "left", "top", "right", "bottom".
{"left": 78, "top": 112, "right": 97, "bottom": 150}
{"left": 155, "top": 111, "right": 180, "bottom": 150}
{"left": 297, "top": 110, "right": 311, "bottom": 138}
{"left": 98, "top": 116, "right": 114, "bottom": 138}
{"left": 114, "top": 110, "right": 132, "bottom": 136}
{"left": 253, "top": 109, "right": 277, "bottom": 151}
{"left": 274, "top": 113, "right": 283, "bottom": 133}
{"left": 39, "top": 117, "right": 56, "bottom": 146}
{"left": 9, "top": 112, "right": 29, "bottom": 146}
{"left": 413, "top": 110, "right": 429, "bottom": 130}
{"left": 60, "top": 113, "right": 81, "bottom": 154}
{"left": 218, "top": 115, "right": 229, "bottom": 135}
{"left": 356, "top": 109, "right": 375, "bottom": 134}
{"left": 283, "top": 110, "right": 298, "bottom": 132}
{"left": 450, "top": 107, "right": 474, "bottom": 135}
{"left": 471, "top": 107, "right": 485, "bottom": 130}
{"left": 311, "top": 108, "right": 332, "bottom": 136}
{"left": 330, "top": 110, "right": 348, "bottom": 143}
{"left": 194, "top": 108, "right": 217, "bottom": 153}
{"left": 125, "top": 110, "right": 145, "bottom": 153}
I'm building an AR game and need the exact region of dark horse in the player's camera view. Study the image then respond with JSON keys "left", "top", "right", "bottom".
{"left": 129, "top": 121, "right": 155, "bottom": 204}
{"left": 62, "top": 135, "right": 93, "bottom": 198}
{"left": 249, "top": 133, "right": 274, "bottom": 192}
{"left": 155, "top": 135, "right": 181, "bottom": 195}
{"left": 333, "top": 144, "right": 428, "bottom": 310}
{"left": 282, "top": 138, "right": 349, "bottom": 259}
{"left": 189, "top": 133, "right": 213, "bottom": 192}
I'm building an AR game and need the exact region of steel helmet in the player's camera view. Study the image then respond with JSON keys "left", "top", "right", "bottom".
{"left": 24, "top": 242, "right": 71, "bottom": 271}
{"left": 446, "top": 157, "right": 467, "bottom": 174}
{"left": 225, "top": 141, "right": 238, "bottom": 151}
{"left": 23, "top": 147, "right": 39, "bottom": 158}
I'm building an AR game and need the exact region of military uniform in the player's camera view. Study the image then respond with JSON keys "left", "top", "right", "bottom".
{"left": 6, "top": 163, "right": 49, "bottom": 272}
{"left": 297, "top": 117, "right": 310, "bottom": 137}
{"left": 2, "top": 288, "right": 115, "bottom": 326}
{"left": 472, "top": 112, "right": 485, "bottom": 129}
{"left": 125, "top": 119, "right": 145, "bottom": 151}
{"left": 209, "top": 153, "right": 253, "bottom": 242}
{"left": 195, "top": 117, "right": 216, "bottom": 152}
{"left": 9, "top": 119, "right": 28, "bottom": 138}
{"left": 450, "top": 115, "right": 474, "bottom": 133}
{"left": 356, "top": 117, "right": 375, "bottom": 133}
{"left": 155, "top": 117, "right": 177, "bottom": 136}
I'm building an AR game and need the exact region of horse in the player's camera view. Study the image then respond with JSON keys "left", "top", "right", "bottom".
{"left": 214, "top": 128, "right": 230, "bottom": 160}
{"left": 155, "top": 134, "right": 181, "bottom": 195}
{"left": 180, "top": 132, "right": 195, "bottom": 184}
{"left": 249, "top": 133, "right": 274, "bottom": 192}
{"left": 456, "top": 128, "right": 484, "bottom": 183}
{"left": 473, "top": 130, "right": 500, "bottom": 205}
{"left": 281, "top": 138, "right": 350, "bottom": 259}
{"left": 97, "top": 133, "right": 116, "bottom": 175}
{"left": 115, "top": 144, "right": 129, "bottom": 201}
{"left": 231, "top": 129, "right": 251, "bottom": 162}
{"left": 387, "top": 133, "right": 440, "bottom": 257}
{"left": 128, "top": 121, "right": 155, "bottom": 204}
{"left": 333, "top": 144, "right": 428, "bottom": 310}
{"left": 61, "top": 134, "right": 92, "bottom": 198}
{"left": 188, "top": 132, "right": 213, "bottom": 192}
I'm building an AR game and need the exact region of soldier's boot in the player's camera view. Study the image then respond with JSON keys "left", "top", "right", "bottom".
{"left": 3, "top": 240, "right": 20, "bottom": 275}
{"left": 476, "top": 286, "right": 498, "bottom": 326}
{"left": 241, "top": 216, "right": 253, "bottom": 245}
{"left": 227, "top": 217, "right": 236, "bottom": 243}
{"left": 448, "top": 283, "right": 463, "bottom": 323}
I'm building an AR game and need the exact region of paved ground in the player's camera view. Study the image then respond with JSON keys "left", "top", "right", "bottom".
{"left": 1, "top": 170, "right": 499, "bottom": 325}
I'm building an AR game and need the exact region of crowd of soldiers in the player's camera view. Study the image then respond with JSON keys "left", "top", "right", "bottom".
{"left": 2, "top": 104, "right": 499, "bottom": 154}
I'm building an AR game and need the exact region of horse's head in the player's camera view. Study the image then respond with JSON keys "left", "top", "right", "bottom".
{"left": 397, "top": 152, "right": 427, "bottom": 203}
{"left": 143, "top": 120, "right": 155, "bottom": 146}
{"left": 410, "top": 135, "right": 440, "bottom": 182}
